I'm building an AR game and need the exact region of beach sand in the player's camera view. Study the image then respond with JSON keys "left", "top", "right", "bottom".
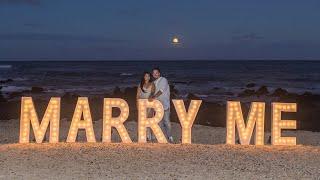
{"left": 0, "top": 119, "right": 320, "bottom": 179}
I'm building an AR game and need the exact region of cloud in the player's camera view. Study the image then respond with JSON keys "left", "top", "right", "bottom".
{"left": 115, "top": 8, "right": 141, "bottom": 17}
{"left": 0, "top": 0, "right": 40, "bottom": 6}
{"left": 232, "top": 33, "right": 264, "bottom": 41}
{"left": 23, "top": 23, "right": 42, "bottom": 28}
{"left": 0, "top": 32, "right": 130, "bottom": 43}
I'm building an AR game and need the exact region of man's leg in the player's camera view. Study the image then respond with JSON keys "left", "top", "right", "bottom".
{"left": 162, "top": 109, "right": 173, "bottom": 143}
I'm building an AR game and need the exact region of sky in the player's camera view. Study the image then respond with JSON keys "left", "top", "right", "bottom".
{"left": 0, "top": 0, "right": 320, "bottom": 60}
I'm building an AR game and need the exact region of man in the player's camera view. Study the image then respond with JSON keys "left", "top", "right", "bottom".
{"left": 149, "top": 67, "right": 174, "bottom": 143}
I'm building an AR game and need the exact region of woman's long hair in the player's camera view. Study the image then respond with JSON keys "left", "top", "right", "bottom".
{"left": 140, "top": 71, "right": 152, "bottom": 93}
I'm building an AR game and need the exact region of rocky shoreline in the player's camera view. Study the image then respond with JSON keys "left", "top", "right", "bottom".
{"left": 0, "top": 79, "right": 320, "bottom": 131}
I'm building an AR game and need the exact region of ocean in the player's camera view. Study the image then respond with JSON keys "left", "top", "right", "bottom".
{"left": 0, "top": 61, "right": 319, "bottom": 102}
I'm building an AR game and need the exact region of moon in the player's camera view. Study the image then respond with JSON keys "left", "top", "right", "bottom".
{"left": 172, "top": 37, "right": 179, "bottom": 44}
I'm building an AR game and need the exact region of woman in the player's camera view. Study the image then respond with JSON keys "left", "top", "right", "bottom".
{"left": 136, "top": 72, "right": 155, "bottom": 142}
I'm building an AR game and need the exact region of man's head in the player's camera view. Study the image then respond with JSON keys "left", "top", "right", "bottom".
{"left": 152, "top": 67, "right": 161, "bottom": 79}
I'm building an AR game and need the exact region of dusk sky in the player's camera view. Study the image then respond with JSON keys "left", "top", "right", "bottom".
{"left": 0, "top": 0, "right": 320, "bottom": 60}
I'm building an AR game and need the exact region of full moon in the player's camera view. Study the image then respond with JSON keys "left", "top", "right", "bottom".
{"left": 172, "top": 37, "right": 179, "bottom": 44}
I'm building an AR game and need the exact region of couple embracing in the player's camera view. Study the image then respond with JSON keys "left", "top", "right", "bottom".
{"left": 136, "top": 67, "right": 174, "bottom": 143}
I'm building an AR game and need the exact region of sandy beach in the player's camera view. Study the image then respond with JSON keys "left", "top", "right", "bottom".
{"left": 1, "top": 0, "right": 320, "bottom": 178}
{"left": 0, "top": 119, "right": 320, "bottom": 179}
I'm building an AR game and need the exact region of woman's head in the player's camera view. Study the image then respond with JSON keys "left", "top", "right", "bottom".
{"left": 140, "top": 71, "right": 152, "bottom": 92}
{"left": 143, "top": 72, "right": 151, "bottom": 82}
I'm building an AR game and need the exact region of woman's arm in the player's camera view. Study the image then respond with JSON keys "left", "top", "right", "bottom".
{"left": 136, "top": 85, "right": 141, "bottom": 100}
{"left": 136, "top": 85, "right": 141, "bottom": 109}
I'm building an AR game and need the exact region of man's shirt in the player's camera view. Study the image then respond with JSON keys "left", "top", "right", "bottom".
{"left": 154, "top": 77, "right": 170, "bottom": 110}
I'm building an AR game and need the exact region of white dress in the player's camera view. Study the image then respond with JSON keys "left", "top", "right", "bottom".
{"left": 139, "top": 86, "right": 152, "bottom": 99}
{"left": 138, "top": 85, "right": 153, "bottom": 118}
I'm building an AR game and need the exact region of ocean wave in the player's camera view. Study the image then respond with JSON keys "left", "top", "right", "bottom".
{"left": 1, "top": 86, "right": 29, "bottom": 92}
{"left": 194, "top": 94, "right": 209, "bottom": 98}
{"left": 0, "top": 65, "right": 12, "bottom": 69}
{"left": 13, "top": 77, "right": 28, "bottom": 81}
{"left": 120, "top": 73, "right": 133, "bottom": 76}
{"left": 0, "top": 77, "right": 30, "bottom": 83}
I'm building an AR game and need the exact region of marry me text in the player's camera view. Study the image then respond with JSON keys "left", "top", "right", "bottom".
{"left": 19, "top": 97, "right": 297, "bottom": 146}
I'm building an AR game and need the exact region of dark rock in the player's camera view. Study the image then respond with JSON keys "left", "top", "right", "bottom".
{"left": 0, "top": 79, "right": 13, "bottom": 84}
{"left": 223, "top": 92, "right": 234, "bottom": 96}
{"left": 297, "top": 92, "right": 320, "bottom": 106}
{"left": 0, "top": 92, "right": 7, "bottom": 102}
{"left": 62, "top": 92, "right": 80, "bottom": 101}
{"left": 246, "top": 83, "right": 256, "bottom": 88}
{"left": 170, "top": 85, "right": 179, "bottom": 99}
{"left": 8, "top": 91, "right": 24, "bottom": 99}
{"left": 31, "top": 86, "right": 45, "bottom": 93}
{"left": 271, "top": 88, "right": 288, "bottom": 97}
{"left": 299, "top": 92, "right": 320, "bottom": 101}
{"left": 238, "top": 89, "right": 255, "bottom": 97}
{"left": 302, "top": 91, "right": 313, "bottom": 96}
{"left": 8, "top": 87, "right": 46, "bottom": 98}
{"left": 123, "top": 87, "right": 136, "bottom": 99}
{"left": 112, "top": 86, "right": 122, "bottom": 97}
{"left": 256, "top": 86, "right": 269, "bottom": 96}
{"left": 187, "top": 93, "right": 200, "bottom": 100}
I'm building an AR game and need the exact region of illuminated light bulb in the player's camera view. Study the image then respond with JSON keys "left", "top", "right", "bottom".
{"left": 19, "top": 97, "right": 61, "bottom": 143}
{"left": 103, "top": 98, "right": 132, "bottom": 143}
{"left": 226, "top": 101, "right": 265, "bottom": 145}
{"left": 67, "top": 97, "right": 96, "bottom": 143}
{"left": 271, "top": 103, "right": 297, "bottom": 145}
{"left": 138, "top": 99, "right": 167, "bottom": 143}
{"left": 172, "top": 100, "right": 202, "bottom": 144}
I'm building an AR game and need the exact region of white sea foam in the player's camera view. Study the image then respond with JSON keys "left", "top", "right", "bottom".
{"left": 0, "top": 65, "right": 12, "bottom": 69}
{"left": 13, "top": 77, "right": 28, "bottom": 81}
{"left": 1, "top": 86, "right": 29, "bottom": 92}
{"left": 120, "top": 73, "right": 133, "bottom": 76}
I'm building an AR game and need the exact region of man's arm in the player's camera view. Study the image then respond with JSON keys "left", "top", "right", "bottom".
{"left": 149, "top": 78, "right": 168, "bottom": 99}
{"left": 159, "top": 78, "right": 169, "bottom": 93}
{"left": 153, "top": 91, "right": 163, "bottom": 98}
